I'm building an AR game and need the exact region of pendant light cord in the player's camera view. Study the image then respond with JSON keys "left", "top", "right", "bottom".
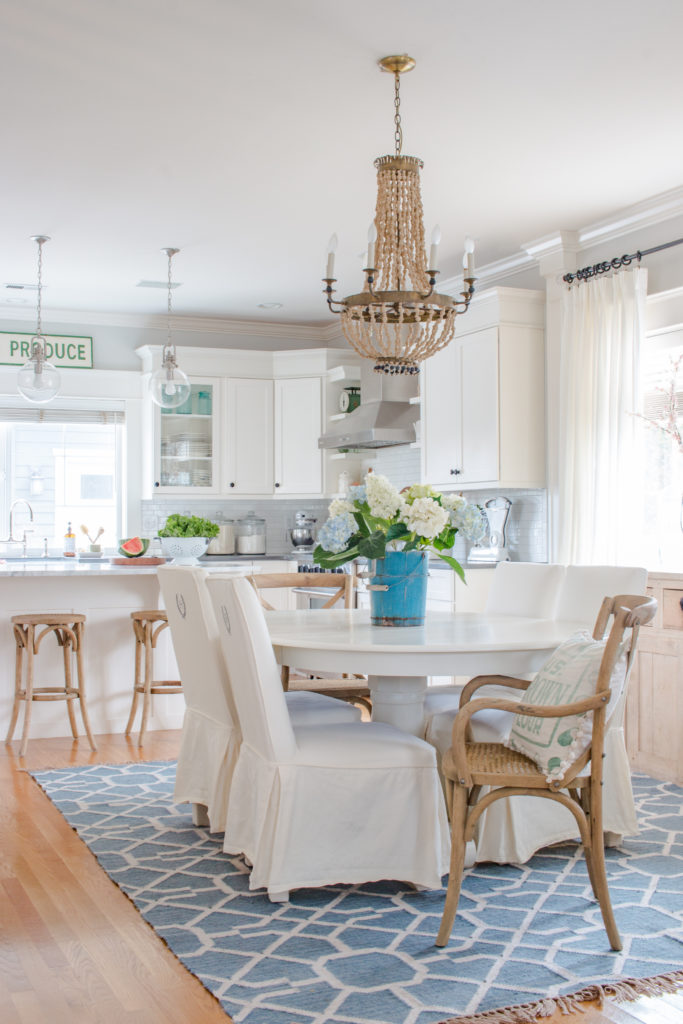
{"left": 35, "top": 238, "right": 44, "bottom": 339}
{"left": 166, "top": 248, "right": 174, "bottom": 358}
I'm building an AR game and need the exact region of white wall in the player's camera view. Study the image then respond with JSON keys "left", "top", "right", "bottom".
{"left": 0, "top": 311, "right": 345, "bottom": 372}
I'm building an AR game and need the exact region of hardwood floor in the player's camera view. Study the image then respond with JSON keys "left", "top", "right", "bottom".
{"left": 2, "top": 733, "right": 681, "bottom": 1024}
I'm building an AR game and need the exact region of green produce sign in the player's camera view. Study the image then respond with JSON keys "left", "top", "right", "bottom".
{"left": 0, "top": 332, "right": 93, "bottom": 368}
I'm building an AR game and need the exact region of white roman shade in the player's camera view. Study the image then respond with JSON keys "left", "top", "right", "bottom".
{"left": 0, "top": 408, "right": 124, "bottom": 424}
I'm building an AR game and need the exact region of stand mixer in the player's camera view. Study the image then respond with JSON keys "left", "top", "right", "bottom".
{"left": 290, "top": 511, "right": 317, "bottom": 552}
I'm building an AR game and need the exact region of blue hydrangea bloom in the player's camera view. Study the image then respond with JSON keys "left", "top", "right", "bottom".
{"left": 317, "top": 513, "right": 356, "bottom": 554}
{"left": 347, "top": 484, "right": 367, "bottom": 504}
{"left": 452, "top": 504, "right": 486, "bottom": 542}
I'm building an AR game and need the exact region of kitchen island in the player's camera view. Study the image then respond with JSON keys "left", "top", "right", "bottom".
{"left": 0, "top": 557, "right": 294, "bottom": 743}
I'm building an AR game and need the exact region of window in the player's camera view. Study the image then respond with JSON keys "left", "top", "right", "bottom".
{"left": 0, "top": 408, "right": 124, "bottom": 553}
{"left": 636, "top": 330, "right": 683, "bottom": 571}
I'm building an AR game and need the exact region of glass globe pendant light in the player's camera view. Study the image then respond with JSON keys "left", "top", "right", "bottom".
{"left": 149, "top": 247, "right": 191, "bottom": 409}
{"left": 17, "top": 235, "right": 61, "bottom": 404}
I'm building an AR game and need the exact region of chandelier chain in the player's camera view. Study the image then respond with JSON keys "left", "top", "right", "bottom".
{"left": 393, "top": 73, "right": 402, "bottom": 156}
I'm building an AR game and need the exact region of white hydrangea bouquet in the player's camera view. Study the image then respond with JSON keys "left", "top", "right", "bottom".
{"left": 313, "top": 473, "right": 486, "bottom": 580}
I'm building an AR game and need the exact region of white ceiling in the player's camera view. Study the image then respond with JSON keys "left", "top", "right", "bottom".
{"left": 1, "top": 0, "right": 682, "bottom": 325}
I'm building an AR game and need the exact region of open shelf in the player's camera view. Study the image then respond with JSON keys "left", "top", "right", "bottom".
{"left": 327, "top": 365, "right": 361, "bottom": 384}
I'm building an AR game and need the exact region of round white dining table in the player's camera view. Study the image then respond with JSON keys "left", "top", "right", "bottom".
{"left": 266, "top": 608, "right": 579, "bottom": 735}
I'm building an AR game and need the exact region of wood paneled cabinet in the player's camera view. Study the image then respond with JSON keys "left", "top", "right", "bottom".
{"left": 626, "top": 573, "right": 683, "bottom": 783}
{"left": 420, "top": 288, "right": 545, "bottom": 490}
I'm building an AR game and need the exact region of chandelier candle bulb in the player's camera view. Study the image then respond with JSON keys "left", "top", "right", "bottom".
{"left": 464, "top": 236, "right": 475, "bottom": 277}
{"left": 429, "top": 224, "right": 441, "bottom": 271}
{"left": 326, "top": 234, "right": 338, "bottom": 279}
{"left": 367, "top": 222, "right": 377, "bottom": 268}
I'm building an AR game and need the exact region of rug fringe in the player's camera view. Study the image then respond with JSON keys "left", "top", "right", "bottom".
{"left": 437, "top": 969, "right": 683, "bottom": 1024}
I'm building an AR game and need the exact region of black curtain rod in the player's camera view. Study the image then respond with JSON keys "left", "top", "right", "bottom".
{"left": 562, "top": 236, "right": 683, "bottom": 283}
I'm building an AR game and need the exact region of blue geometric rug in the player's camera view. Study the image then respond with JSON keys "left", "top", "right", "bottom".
{"left": 32, "top": 762, "right": 683, "bottom": 1024}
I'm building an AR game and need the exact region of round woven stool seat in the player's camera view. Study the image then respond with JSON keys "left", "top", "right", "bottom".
{"left": 126, "top": 609, "right": 183, "bottom": 746}
{"left": 12, "top": 612, "right": 87, "bottom": 626}
{"left": 130, "top": 609, "right": 169, "bottom": 624}
{"left": 7, "top": 611, "right": 96, "bottom": 757}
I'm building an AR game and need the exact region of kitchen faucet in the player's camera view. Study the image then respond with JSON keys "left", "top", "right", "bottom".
{"left": 3, "top": 499, "right": 34, "bottom": 544}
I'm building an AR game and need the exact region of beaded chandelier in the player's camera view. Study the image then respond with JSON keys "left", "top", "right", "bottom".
{"left": 323, "top": 55, "right": 476, "bottom": 376}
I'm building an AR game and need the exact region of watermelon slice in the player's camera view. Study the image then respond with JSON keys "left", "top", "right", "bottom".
{"left": 118, "top": 537, "right": 150, "bottom": 558}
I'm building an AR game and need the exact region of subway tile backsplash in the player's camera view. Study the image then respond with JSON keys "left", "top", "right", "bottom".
{"left": 369, "top": 446, "right": 548, "bottom": 563}
{"left": 142, "top": 448, "right": 547, "bottom": 562}
{"left": 142, "top": 498, "right": 332, "bottom": 556}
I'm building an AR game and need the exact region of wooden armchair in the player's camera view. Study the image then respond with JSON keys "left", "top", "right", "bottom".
{"left": 248, "top": 572, "right": 372, "bottom": 712}
{"left": 436, "top": 593, "right": 657, "bottom": 951}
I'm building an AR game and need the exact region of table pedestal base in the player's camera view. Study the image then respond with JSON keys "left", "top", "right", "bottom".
{"left": 369, "top": 675, "right": 427, "bottom": 736}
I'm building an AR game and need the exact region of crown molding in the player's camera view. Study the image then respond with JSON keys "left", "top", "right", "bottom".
{"left": 577, "top": 185, "right": 683, "bottom": 249}
{"left": 521, "top": 186, "right": 683, "bottom": 275}
{"left": 522, "top": 230, "right": 581, "bottom": 262}
{"left": 440, "top": 250, "right": 535, "bottom": 296}
{"left": 0, "top": 304, "right": 329, "bottom": 341}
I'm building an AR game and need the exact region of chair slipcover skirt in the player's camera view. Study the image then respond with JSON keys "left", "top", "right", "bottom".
{"left": 224, "top": 723, "right": 449, "bottom": 892}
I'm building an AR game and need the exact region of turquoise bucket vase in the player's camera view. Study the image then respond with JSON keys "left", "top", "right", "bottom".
{"left": 369, "top": 550, "right": 429, "bottom": 627}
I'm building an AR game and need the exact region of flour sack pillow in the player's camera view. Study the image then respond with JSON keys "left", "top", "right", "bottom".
{"left": 505, "top": 631, "right": 628, "bottom": 782}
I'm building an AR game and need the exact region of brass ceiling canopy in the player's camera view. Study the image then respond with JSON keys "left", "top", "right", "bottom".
{"left": 377, "top": 54, "right": 416, "bottom": 75}
{"left": 322, "top": 54, "right": 476, "bottom": 375}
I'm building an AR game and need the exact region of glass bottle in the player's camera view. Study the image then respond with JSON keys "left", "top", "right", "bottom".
{"left": 63, "top": 521, "right": 76, "bottom": 557}
{"left": 235, "top": 511, "right": 266, "bottom": 554}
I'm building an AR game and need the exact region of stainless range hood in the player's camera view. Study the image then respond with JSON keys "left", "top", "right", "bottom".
{"left": 318, "top": 363, "right": 419, "bottom": 450}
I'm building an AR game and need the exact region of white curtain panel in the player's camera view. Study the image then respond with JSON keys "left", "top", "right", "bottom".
{"left": 557, "top": 267, "right": 648, "bottom": 564}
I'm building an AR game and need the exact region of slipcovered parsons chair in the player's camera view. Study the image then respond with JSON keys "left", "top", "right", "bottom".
{"left": 206, "top": 574, "right": 450, "bottom": 902}
{"left": 436, "top": 593, "right": 657, "bottom": 950}
{"left": 157, "top": 566, "right": 361, "bottom": 833}
{"left": 423, "top": 562, "right": 566, "bottom": 740}
{"left": 424, "top": 564, "right": 648, "bottom": 864}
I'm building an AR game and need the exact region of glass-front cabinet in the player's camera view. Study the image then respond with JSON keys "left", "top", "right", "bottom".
{"left": 155, "top": 378, "right": 220, "bottom": 493}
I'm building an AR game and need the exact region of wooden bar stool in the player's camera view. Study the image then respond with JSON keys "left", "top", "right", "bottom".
{"left": 126, "top": 610, "right": 183, "bottom": 746}
{"left": 7, "top": 612, "right": 97, "bottom": 758}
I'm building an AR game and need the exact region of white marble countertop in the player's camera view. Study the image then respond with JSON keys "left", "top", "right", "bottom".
{"left": 0, "top": 554, "right": 297, "bottom": 577}
{"left": 0, "top": 558, "right": 162, "bottom": 577}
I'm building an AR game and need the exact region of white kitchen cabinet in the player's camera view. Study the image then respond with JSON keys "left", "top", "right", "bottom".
{"left": 422, "top": 328, "right": 499, "bottom": 486}
{"left": 421, "top": 287, "right": 545, "bottom": 490}
{"left": 153, "top": 378, "right": 221, "bottom": 495}
{"left": 274, "top": 377, "right": 322, "bottom": 495}
{"left": 138, "top": 345, "right": 348, "bottom": 499}
{"left": 223, "top": 378, "right": 274, "bottom": 494}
